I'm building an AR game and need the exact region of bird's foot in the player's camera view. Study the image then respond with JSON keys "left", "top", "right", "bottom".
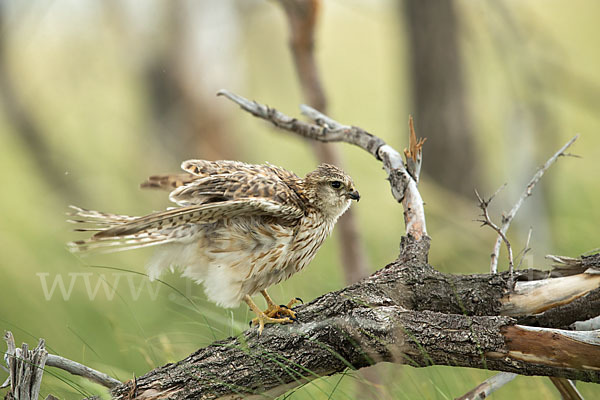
{"left": 263, "top": 297, "right": 302, "bottom": 320}
{"left": 251, "top": 299, "right": 303, "bottom": 335}
{"left": 247, "top": 293, "right": 303, "bottom": 335}
{"left": 250, "top": 311, "right": 294, "bottom": 336}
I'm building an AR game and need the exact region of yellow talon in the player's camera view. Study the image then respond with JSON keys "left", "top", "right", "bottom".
{"left": 244, "top": 291, "right": 301, "bottom": 335}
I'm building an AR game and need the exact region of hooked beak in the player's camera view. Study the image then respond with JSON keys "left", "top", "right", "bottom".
{"left": 346, "top": 190, "right": 360, "bottom": 201}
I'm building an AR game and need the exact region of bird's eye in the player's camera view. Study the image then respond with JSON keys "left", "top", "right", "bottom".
{"left": 330, "top": 181, "right": 342, "bottom": 189}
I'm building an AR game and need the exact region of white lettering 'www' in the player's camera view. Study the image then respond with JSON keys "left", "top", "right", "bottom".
{"left": 36, "top": 273, "right": 161, "bottom": 301}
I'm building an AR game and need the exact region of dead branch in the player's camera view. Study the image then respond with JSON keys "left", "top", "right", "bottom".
{"left": 45, "top": 355, "right": 120, "bottom": 389}
{"left": 217, "top": 89, "right": 427, "bottom": 240}
{"left": 472, "top": 136, "right": 580, "bottom": 396}
{"left": 475, "top": 187, "right": 515, "bottom": 279}
{"left": 489, "top": 135, "right": 579, "bottom": 273}
{"left": 3, "top": 332, "right": 47, "bottom": 400}
{"left": 2, "top": 331, "right": 120, "bottom": 400}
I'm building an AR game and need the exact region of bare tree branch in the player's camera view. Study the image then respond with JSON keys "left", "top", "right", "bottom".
{"left": 489, "top": 135, "right": 579, "bottom": 273}
{"left": 46, "top": 355, "right": 120, "bottom": 389}
{"left": 3, "top": 332, "right": 47, "bottom": 400}
{"left": 6, "top": 244, "right": 600, "bottom": 399}
{"left": 475, "top": 187, "right": 515, "bottom": 280}
{"left": 217, "top": 89, "right": 427, "bottom": 240}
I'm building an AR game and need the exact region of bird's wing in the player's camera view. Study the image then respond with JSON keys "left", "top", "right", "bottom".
{"left": 180, "top": 159, "right": 266, "bottom": 178}
{"left": 139, "top": 161, "right": 259, "bottom": 192}
{"left": 139, "top": 160, "right": 299, "bottom": 193}
{"left": 74, "top": 160, "right": 306, "bottom": 253}
{"left": 98, "top": 199, "right": 303, "bottom": 238}
{"left": 168, "top": 169, "right": 304, "bottom": 209}
{"left": 140, "top": 173, "right": 197, "bottom": 191}
{"left": 68, "top": 198, "right": 303, "bottom": 253}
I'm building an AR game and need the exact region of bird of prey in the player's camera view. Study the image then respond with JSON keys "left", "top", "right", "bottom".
{"left": 68, "top": 160, "right": 360, "bottom": 334}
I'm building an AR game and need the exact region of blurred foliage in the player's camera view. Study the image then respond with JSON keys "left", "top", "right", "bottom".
{"left": 1, "top": 0, "right": 599, "bottom": 399}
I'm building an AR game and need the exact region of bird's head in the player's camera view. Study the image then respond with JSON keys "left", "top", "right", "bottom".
{"left": 303, "top": 164, "right": 359, "bottom": 220}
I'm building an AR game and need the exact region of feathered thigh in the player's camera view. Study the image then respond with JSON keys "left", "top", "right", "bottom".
{"left": 147, "top": 216, "right": 297, "bottom": 308}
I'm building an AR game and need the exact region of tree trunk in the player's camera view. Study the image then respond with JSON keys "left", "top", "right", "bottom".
{"left": 403, "top": 0, "right": 478, "bottom": 196}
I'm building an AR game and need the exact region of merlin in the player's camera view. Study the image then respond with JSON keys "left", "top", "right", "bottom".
{"left": 68, "top": 160, "right": 360, "bottom": 334}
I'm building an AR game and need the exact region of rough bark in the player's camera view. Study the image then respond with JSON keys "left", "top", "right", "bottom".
{"left": 109, "top": 237, "right": 600, "bottom": 399}
{"left": 111, "top": 310, "right": 514, "bottom": 400}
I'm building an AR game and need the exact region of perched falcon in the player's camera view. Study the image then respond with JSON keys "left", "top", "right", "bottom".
{"left": 68, "top": 160, "right": 360, "bottom": 334}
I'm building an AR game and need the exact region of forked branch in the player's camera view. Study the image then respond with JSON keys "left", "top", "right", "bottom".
{"left": 475, "top": 186, "right": 514, "bottom": 279}
{"left": 489, "top": 135, "right": 579, "bottom": 273}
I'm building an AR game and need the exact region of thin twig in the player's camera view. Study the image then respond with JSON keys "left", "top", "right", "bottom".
{"left": 218, "top": 89, "right": 428, "bottom": 240}
{"left": 515, "top": 227, "right": 533, "bottom": 270}
{"left": 456, "top": 372, "right": 517, "bottom": 400}
{"left": 490, "top": 135, "right": 579, "bottom": 273}
{"left": 475, "top": 188, "right": 514, "bottom": 280}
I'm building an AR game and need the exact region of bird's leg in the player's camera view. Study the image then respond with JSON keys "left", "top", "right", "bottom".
{"left": 260, "top": 289, "right": 278, "bottom": 311}
{"left": 259, "top": 290, "right": 300, "bottom": 321}
{"left": 244, "top": 295, "right": 293, "bottom": 335}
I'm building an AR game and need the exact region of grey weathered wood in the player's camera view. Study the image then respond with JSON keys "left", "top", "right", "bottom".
{"left": 3, "top": 332, "right": 48, "bottom": 400}
{"left": 2, "top": 332, "right": 117, "bottom": 399}
{"left": 46, "top": 355, "right": 121, "bottom": 389}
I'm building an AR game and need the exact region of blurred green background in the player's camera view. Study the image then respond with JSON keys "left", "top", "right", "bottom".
{"left": 1, "top": 0, "right": 599, "bottom": 398}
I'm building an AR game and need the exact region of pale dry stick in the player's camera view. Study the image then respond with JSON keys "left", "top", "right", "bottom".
{"left": 475, "top": 187, "right": 514, "bottom": 279}
{"left": 217, "top": 89, "right": 427, "bottom": 240}
{"left": 490, "top": 135, "right": 579, "bottom": 273}
{"left": 456, "top": 371, "right": 517, "bottom": 400}
{"left": 515, "top": 227, "right": 533, "bottom": 270}
{"left": 46, "top": 354, "right": 120, "bottom": 389}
